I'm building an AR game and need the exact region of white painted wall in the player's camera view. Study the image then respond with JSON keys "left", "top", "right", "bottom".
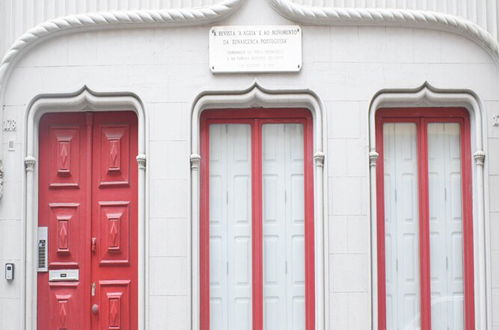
{"left": 0, "top": 0, "right": 499, "bottom": 329}
{"left": 0, "top": 0, "right": 224, "bottom": 59}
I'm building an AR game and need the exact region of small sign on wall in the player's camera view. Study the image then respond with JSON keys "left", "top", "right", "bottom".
{"left": 209, "top": 25, "right": 302, "bottom": 73}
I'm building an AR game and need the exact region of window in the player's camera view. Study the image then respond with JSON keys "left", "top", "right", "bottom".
{"left": 376, "top": 108, "right": 475, "bottom": 329}
{"left": 200, "top": 109, "right": 315, "bottom": 330}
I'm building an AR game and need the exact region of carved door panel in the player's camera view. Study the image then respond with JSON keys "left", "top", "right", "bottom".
{"left": 37, "top": 112, "right": 138, "bottom": 330}
{"left": 38, "top": 113, "right": 92, "bottom": 329}
{"left": 91, "top": 112, "right": 138, "bottom": 330}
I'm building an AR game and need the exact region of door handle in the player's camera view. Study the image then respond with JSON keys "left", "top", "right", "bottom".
{"left": 92, "top": 304, "right": 99, "bottom": 314}
{"left": 91, "top": 237, "right": 97, "bottom": 253}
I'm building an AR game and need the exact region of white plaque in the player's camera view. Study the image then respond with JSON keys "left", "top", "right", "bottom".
{"left": 209, "top": 25, "right": 302, "bottom": 73}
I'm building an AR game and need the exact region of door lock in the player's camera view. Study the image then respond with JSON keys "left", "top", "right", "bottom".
{"left": 92, "top": 304, "right": 99, "bottom": 314}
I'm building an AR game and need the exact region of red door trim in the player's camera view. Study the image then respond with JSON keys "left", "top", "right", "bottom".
{"left": 199, "top": 108, "right": 315, "bottom": 330}
{"left": 375, "top": 113, "right": 387, "bottom": 330}
{"left": 304, "top": 113, "right": 316, "bottom": 330}
{"left": 462, "top": 114, "right": 476, "bottom": 330}
{"left": 199, "top": 116, "right": 210, "bottom": 330}
{"left": 252, "top": 119, "right": 264, "bottom": 330}
{"left": 419, "top": 118, "right": 432, "bottom": 330}
{"left": 375, "top": 108, "right": 475, "bottom": 330}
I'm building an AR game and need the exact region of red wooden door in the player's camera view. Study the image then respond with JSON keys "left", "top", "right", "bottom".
{"left": 37, "top": 112, "right": 138, "bottom": 330}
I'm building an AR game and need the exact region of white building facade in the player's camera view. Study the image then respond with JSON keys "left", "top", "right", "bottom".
{"left": 0, "top": 0, "right": 499, "bottom": 329}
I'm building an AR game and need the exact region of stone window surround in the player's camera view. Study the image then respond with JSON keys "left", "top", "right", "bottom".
{"left": 368, "top": 82, "right": 489, "bottom": 330}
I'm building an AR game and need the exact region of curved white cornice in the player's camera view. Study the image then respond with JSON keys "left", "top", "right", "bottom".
{"left": 0, "top": 0, "right": 243, "bottom": 86}
{"left": 269, "top": 0, "right": 499, "bottom": 60}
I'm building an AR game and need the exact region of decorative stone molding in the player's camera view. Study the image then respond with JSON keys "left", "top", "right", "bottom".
{"left": 190, "top": 154, "right": 201, "bottom": 170}
{"left": 136, "top": 154, "right": 147, "bottom": 169}
{"left": 24, "top": 156, "right": 36, "bottom": 172}
{"left": 368, "top": 81, "right": 484, "bottom": 153}
{"left": 269, "top": 0, "right": 499, "bottom": 60}
{"left": 24, "top": 87, "right": 147, "bottom": 330}
{"left": 474, "top": 150, "right": 486, "bottom": 166}
{"left": 0, "top": 3, "right": 243, "bottom": 201}
{"left": 368, "top": 82, "right": 489, "bottom": 329}
{"left": 190, "top": 81, "right": 327, "bottom": 330}
{"left": 25, "top": 86, "right": 147, "bottom": 167}
{"left": 314, "top": 151, "right": 325, "bottom": 167}
{"left": 0, "top": 0, "right": 244, "bottom": 93}
{"left": 191, "top": 81, "right": 325, "bottom": 160}
{"left": 369, "top": 151, "right": 379, "bottom": 167}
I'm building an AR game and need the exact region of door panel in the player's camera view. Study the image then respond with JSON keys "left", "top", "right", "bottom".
{"left": 38, "top": 112, "right": 138, "bottom": 330}
{"left": 48, "top": 203, "right": 82, "bottom": 267}
{"left": 383, "top": 123, "right": 420, "bottom": 330}
{"left": 262, "top": 124, "right": 305, "bottom": 330}
{"left": 97, "top": 124, "right": 131, "bottom": 187}
{"left": 38, "top": 113, "right": 91, "bottom": 329}
{"left": 92, "top": 112, "right": 138, "bottom": 330}
{"left": 428, "top": 123, "right": 464, "bottom": 330}
{"left": 49, "top": 126, "right": 82, "bottom": 188}
{"left": 97, "top": 201, "right": 131, "bottom": 265}
{"left": 209, "top": 124, "right": 253, "bottom": 330}
{"left": 48, "top": 282, "right": 82, "bottom": 329}
{"left": 99, "top": 280, "right": 132, "bottom": 330}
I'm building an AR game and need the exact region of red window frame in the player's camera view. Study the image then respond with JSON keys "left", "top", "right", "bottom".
{"left": 375, "top": 108, "right": 475, "bottom": 330}
{"left": 200, "top": 108, "right": 315, "bottom": 330}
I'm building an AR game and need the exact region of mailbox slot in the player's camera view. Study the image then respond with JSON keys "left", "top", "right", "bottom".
{"left": 49, "top": 269, "right": 79, "bottom": 282}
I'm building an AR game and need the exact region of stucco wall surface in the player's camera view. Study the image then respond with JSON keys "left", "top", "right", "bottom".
{"left": 1, "top": 0, "right": 499, "bottom": 329}
{"left": 0, "top": 0, "right": 224, "bottom": 59}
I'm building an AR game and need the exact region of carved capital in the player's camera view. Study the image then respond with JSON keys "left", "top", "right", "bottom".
{"left": 191, "top": 154, "right": 201, "bottom": 170}
{"left": 314, "top": 152, "right": 325, "bottom": 167}
{"left": 0, "top": 160, "right": 4, "bottom": 199}
{"left": 25, "top": 156, "right": 36, "bottom": 172}
{"left": 136, "top": 154, "right": 146, "bottom": 170}
{"left": 474, "top": 150, "right": 486, "bottom": 166}
{"left": 369, "top": 151, "right": 379, "bottom": 167}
